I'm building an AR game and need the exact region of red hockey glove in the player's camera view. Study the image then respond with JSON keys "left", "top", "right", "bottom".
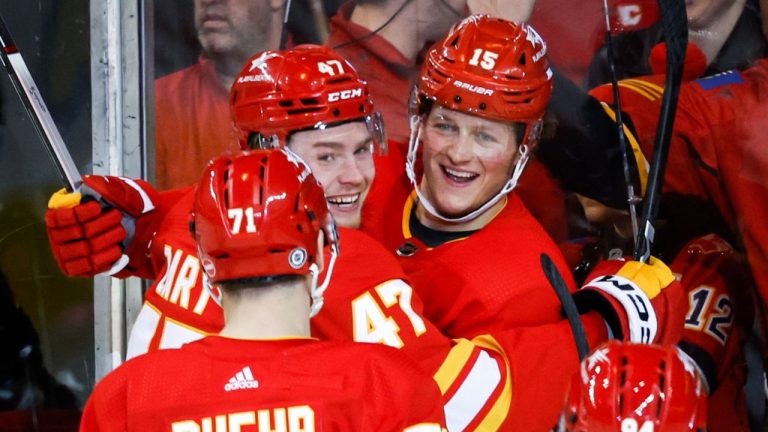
{"left": 574, "top": 257, "right": 686, "bottom": 345}
{"left": 45, "top": 175, "right": 157, "bottom": 277}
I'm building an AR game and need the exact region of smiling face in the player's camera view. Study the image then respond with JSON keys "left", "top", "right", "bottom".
{"left": 420, "top": 105, "right": 519, "bottom": 220}
{"left": 287, "top": 122, "right": 375, "bottom": 229}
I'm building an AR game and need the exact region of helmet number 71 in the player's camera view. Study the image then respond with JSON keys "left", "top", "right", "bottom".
{"left": 228, "top": 207, "right": 257, "bottom": 234}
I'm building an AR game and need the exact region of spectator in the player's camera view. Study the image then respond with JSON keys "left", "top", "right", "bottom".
{"left": 327, "top": 0, "right": 465, "bottom": 144}
{"left": 154, "top": 0, "right": 285, "bottom": 189}
{"left": 586, "top": 0, "right": 767, "bottom": 87}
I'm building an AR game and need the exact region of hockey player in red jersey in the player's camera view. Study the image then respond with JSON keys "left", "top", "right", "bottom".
{"left": 570, "top": 198, "right": 754, "bottom": 430}
{"left": 575, "top": 49, "right": 768, "bottom": 422}
{"left": 626, "top": 61, "right": 768, "bottom": 322}
{"left": 542, "top": 0, "right": 768, "bottom": 337}
{"left": 47, "top": 44, "right": 685, "bottom": 430}
{"left": 674, "top": 234, "right": 754, "bottom": 432}
{"left": 557, "top": 341, "right": 709, "bottom": 431}
{"left": 80, "top": 148, "right": 446, "bottom": 431}
{"left": 372, "top": 16, "right": 607, "bottom": 338}
{"left": 46, "top": 46, "right": 517, "bottom": 429}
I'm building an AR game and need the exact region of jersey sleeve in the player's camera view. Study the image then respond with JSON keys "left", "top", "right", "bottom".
{"left": 476, "top": 312, "right": 608, "bottom": 431}
{"left": 331, "top": 276, "right": 609, "bottom": 431}
{"left": 115, "top": 186, "right": 195, "bottom": 280}
{"left": 360, "top": 347, "right": 446, "bottom": 431}
{"left": 311, "top": 228, "right": 615, "bottom": 430}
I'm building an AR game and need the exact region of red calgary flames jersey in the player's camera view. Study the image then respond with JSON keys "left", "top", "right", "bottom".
{"left": 117, "top": 182, "right": 614, "bottom": 430}
{"left": 673, "top": 234, "right": 753, "bottom": 432}
{"left": 366, "top": 181, "right": 615, "bottom": 430}
{"left": 375, "top": 184, "right": 577, "bottom": 339}
{"left": 121, "top": 186, "right": 513, "bottom": 430}
{"left": 82, "top": 337, "right": 445, "bottom": 431}
{"left": 590, "top": 60, "right": 768, "bottom": 325}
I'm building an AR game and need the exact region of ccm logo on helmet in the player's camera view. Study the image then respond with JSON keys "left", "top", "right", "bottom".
{"left": 328, "top": 88, "right": 363, "bottom": 102}
{"left": 452, "top": 80, "right": 494, "bottom": 96}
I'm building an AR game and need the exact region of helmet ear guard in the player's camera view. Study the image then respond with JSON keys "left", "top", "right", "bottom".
{"left": 309, "top": 211, "right": 339, "bottom": 318}
{"left": 365, "top": 111, "right": 387, "bottom": 155}
{"left": 247, "top": 132, "right": 281, "bottom": 150}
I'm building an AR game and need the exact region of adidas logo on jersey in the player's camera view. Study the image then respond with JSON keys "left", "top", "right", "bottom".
{"left": 224, "top": 366, "right": 260, "bottom": 392}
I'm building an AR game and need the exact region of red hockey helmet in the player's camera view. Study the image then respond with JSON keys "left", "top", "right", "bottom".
{"left": 417, "top": 15, "right": 553, "bottom": 139}
{"left": 558, "top": 341, "right": 708, "bottom": 432}
{"left": 193, "top": 148, "right": 339, "bottom": 316}
{"left": 230, "top": 44, "right": 385, "bottom": 152}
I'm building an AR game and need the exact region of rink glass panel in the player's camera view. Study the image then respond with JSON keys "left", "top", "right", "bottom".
{"left": 0, "top": 0, "right": 93, "bottom": 422}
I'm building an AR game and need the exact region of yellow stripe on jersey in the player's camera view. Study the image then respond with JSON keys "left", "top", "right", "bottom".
{"left": 618, "top": 81, "right": 662, "bottom": 102}
{"left": 162, "top": 315, "right": 210, "bottom": 336}
{"left": 433, "top": 338, "right": 476, "bottom": 394}
{"left": 599, "top": 102, "right": 650, "bottom": 195}
{"left": 618, "top": 82, "right": 656, "bottom": 101}
{"left": 471, "top": 335, "right": 512, "bottom": 431}
{"left": 402, "top": 190, "right": 418, "bottom": 239}
{"left": 145, "top": 299, "right": 163, "bottom": 314}
{"left": 622, "top": 78, "right": 664, "bottom": 100}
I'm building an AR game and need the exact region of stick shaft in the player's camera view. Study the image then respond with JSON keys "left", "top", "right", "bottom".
{"left": 542, "top": 254, "right": 590, "bottom": 360}
{"left": 0, "top": 14, "right": 81, "bottom": 191}
{"left": 633, "top": 0, "right": 687, "bottom": 262}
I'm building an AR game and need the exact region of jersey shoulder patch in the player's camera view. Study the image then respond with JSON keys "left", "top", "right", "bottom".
{"left": 694, "top": 70, "right": 744, "bottom": 91}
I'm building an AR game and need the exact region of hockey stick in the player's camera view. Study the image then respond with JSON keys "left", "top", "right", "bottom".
{"left": 601, "top": 0, "right": 641, "bottom": 245}
{"left": 542, "top": 254, "right": 590, "bottom": 360}
{"left": 308, "top": 0, "right": 330, "bottom": 42}
{"left": 0, "top": 14, "right": 82, "bottom": 192}
{"left": 279, "top": 0, "right": 294, "bottom": 50}
{"left": 0, "top": 15, "right": 131, "bottom": 274}
{"left": 633, "top": 0, "right": 687, "bottom": 262}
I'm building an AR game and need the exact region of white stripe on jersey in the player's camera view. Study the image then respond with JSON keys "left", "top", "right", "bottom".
{"left": 444, "top": 350, "right": 502, "bottom": 431}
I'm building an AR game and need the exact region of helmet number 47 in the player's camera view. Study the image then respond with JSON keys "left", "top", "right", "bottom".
{"left": 468, "top": 48, "right": 499, "bottom": 70}
{"left": 318, "top": 60, "right": 345, "bottom": 76}
{"left": 352, "top": 280, "right": 427, "bottom": 348}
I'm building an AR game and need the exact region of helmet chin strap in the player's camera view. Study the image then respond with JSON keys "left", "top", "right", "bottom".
{"left": 309, "top": 243, "right": 338, "bottom": 318}
{"left": 406, "top": 113, "right": 532, "bottom": 224}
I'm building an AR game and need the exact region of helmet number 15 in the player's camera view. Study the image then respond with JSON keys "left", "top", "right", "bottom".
{"left": 468, "top": 48, "right": 499, "bottom": 70}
